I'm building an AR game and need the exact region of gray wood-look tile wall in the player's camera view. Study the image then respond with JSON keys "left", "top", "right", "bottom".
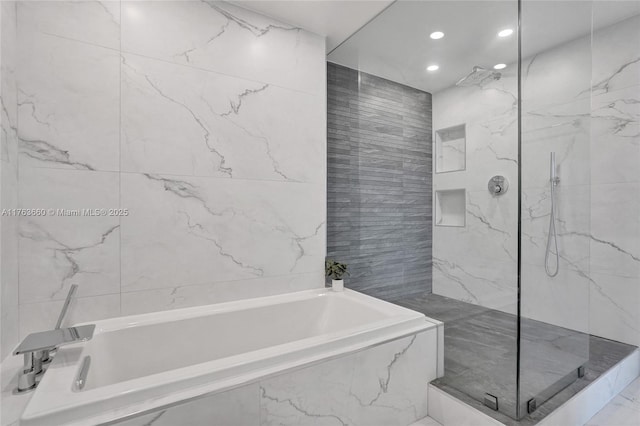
{"left": 326, "top": 63, "right": 433, "bottom": 301}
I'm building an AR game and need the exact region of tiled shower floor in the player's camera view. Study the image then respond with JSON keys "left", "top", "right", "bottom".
{"left": 396, "top": 293, "right": 637, "bottom": 425}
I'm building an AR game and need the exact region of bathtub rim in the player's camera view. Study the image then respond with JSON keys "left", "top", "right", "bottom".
{"left": 19, "top": 288, "right": 443, "bottom": 426}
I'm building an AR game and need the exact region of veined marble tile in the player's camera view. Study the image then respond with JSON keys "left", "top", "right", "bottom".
{"left": 1, "top": 0, "right": 19, "bottom": 361}
{"left": 0, "top": 93, "right": 17, "bottom": 167}
{"left": 1, "top": 166, "right": 19, "bottom": 310}
{"left": 432, "top": 257, "right": 517, "bottom": 314}
{"left": 466, "top": 115, "right": 518, "bottom": 184}
{"left": 590, "top": 86, "right": 640, "bottom": 185}
{"left": 112, "top": 384, "right": 259, "bottom": 426}
{"left": 120, "top": 173, "right": 325, "bottom": 292}
{"left": 17, "top": 1, "right": 120, "bottom": 50}
{"left": 432, "top": 68, "right": 517, "bottom": 126}
{"left": 521, "top": 33, "right": 592, "bottom": 109}
{"left": 521, "top": 184, "right": 591, "bottom": 271}
{"left": 1, "top": 0, "right": 17, "bottom": 166}
{"left": 521, "top": 263, "right": 590, "bottom": 333}
{"left": 121, "top": 272, "right": 322, "bottom": 315}
{"left": 18, "top": 168, "right": 120, "bottom": 304}
{"left": 259, "top": 347, "right": 357, "bottom": 425}
{"left": 427, "top": 384, "right": 503, "bottom": 426}
{"left": 121, "top": 53, "right": 325, "bottom": 182}
{"left": 433, "top": 189, "right": 517, "bottom": 265}
{"left": 18, "top": 294, "right": 120, "bottom": 338}
{"left": 121, "top": 1, "right": 325, "bottom": 96}
{"left": 260, "top": 332, "right": 432, "bottom": 426}
{"left": 590, "top": 272, "right": 640, "bottom": 347}
{"left": 521, "top": 99, "right": 591, "bottom": 188}
{"left": 591, "top": 14, "right": 640, "bottom": 95}
{"left": 0, "top": 353, "right": 31, "bottom": 426}
{"left": 540, "top": 350, "right": 640, "bottom": 426}
{"left": 586, "top": 376, "right": 640, "bottom": 426}
{"left": 590, "top": 182, "right": 640, "bottom": 278}
{"left": 349, "top": 332, "right": 432, "bottom": 425}
{"left": 0, "top": 305, "right": 18, "bottom": 360}
{"left": 410, "top": 417, "right": 442, "bottom": 426}
{"left": 0, "top": 165, "right": 19, "bottom": 358}
{"left": 465, "top": 189, "right": 517, "bottom": 262}
{"left": 17, "top": 31, "right": 120, "bottom": 172}
{"left": 433, "top": 115, "right": 517, "bottom": 193}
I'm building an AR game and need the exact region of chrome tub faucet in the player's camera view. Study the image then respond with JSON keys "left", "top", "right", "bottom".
{"left": 13, "top": 285, "right": 95, "bottom": 393}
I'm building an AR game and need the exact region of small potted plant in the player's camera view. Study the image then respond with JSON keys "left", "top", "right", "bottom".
{"left": 325, "top": 259, "right": 349, "bottom": 292}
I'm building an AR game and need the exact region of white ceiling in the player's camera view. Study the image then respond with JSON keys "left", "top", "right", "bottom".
{"left": 231, "top": 0, "right": 394, "bottom": 51}
{"left": 327, "top": 0, "right": 640, "bottom": 93}
{"left": 234, "top": 0, "right": 640, "bottom": 94}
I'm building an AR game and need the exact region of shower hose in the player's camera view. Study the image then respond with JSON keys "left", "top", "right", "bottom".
{"left": 545, "top": 175, "right": 560, "bottom": 277}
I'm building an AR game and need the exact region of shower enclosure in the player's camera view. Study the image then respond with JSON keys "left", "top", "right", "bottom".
{"left": 328, "top": 0, "right": 639, "bottom": 421}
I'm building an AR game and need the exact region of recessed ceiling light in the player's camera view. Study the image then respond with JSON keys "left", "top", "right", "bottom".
{"left": 494, "top": 63, "right": 507, "bottom": 70}
{"left": 430, "top": 31, "right": 445, "bottom": 40}
{"left": 426, "top": 65, "right": 439, "bottom": 72}
{"left": 498, "top": 28, "right": 514, "bottom": 37}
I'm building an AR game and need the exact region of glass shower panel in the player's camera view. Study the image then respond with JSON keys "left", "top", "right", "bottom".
{"left": 519, "top": 0, "right": 592, "bottom": 417}
{"left": 330, "top": 0, "right": 521, "bottom": 419}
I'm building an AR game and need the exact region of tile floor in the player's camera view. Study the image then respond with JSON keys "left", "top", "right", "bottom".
{"left": 396, "top": 293, "right": 637, "bottom": 424}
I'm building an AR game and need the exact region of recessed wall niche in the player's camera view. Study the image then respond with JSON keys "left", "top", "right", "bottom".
{"left": 435, "top": 189, "right": 466, "bottom": 227}
{"left": 435, "top": 124, "right": 466, "bottom": 173}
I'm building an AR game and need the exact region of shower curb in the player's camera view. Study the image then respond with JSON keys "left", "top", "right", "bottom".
{"left": 426, "top": 349, "right": 640, "bottom": 426}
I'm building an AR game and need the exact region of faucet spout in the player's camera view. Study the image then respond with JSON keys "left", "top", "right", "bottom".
{"left": 14, "top": 324, "right": 95, "bottom": 356}
{"left": 13, "top": 324, "right": 95, "bottom": 393}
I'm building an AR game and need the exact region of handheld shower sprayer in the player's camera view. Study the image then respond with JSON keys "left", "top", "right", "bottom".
{"left": 545, "top": 152, "right": 560, "bottom": 277}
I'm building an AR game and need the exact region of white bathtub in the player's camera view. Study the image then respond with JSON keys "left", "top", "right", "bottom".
{"left": 19, "top": 288, "right": 443, "bottom": 426}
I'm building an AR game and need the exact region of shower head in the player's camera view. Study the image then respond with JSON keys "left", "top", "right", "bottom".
{"left": 456, "top": 66, "right": 502, "bottom": 87}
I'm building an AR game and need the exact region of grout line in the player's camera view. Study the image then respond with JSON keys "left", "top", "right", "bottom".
{"left": 12, "top": 0, "right": 22, "bottom": 340}
{"left": 33, "top": 30, "right": 324, "bottom": 98}
{"left": 16, "top": 165, "right": 327, "bottom": 186}
{"left": 118, "top": 0, "right": 123, "bottom": 318}
{"left": 119, "top": 270, "right": 324, "bottom": 296}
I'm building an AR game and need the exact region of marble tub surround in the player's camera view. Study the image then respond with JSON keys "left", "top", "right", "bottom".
{"left": 0, "top": 1, "right": 19, "bottom": 360}
{"left": 4, "top": 0, "right": 327, "bottom": 340}
{"left": 326, "top": 63, "right": 433, "bottom": 302}
{"left": 111, "top": 333, "right": 434, "bottom": 426}
{"left": 106, "top": 334, "right": 432, "bottom": 426}
{"left": 16, "top": 289, "right": 439, "bottom": 426}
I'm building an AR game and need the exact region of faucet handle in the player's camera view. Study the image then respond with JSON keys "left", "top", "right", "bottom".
{"left": 16, "top": 368, "right": 37, "bottom": 393}
{"left": 14, "top": 324, "right": 95, "bottom": 355}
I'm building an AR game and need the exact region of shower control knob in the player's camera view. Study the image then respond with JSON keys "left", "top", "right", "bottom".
{"left": 488, "top": 176, "right": 509, "bottom": 196}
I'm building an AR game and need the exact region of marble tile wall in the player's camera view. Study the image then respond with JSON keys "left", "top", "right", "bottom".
{"left": 433, "top": 13, "right": 640, "bottom": 346}
{"left": 587, "top": 13, "right": 640, "bottom": 347}
{"left": 519, "top": 9, "right": 593, "bottom": 335}
{"left": 523, "top": 13, "right": 640, "bottom": 341}
{"left": 326, "top": 63, "right": 433, "bottom": 301}
{"left": 112, "top": 332, "right": 434, "bottom": 426}
{"left": 432, "top": 66, "right": 519, "bottom": 315}
{"left": 2, "top": 0, "right": 326, "bottom": 344}
{"left": 0, "top": 1, "right": 19, "bottom": 360}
